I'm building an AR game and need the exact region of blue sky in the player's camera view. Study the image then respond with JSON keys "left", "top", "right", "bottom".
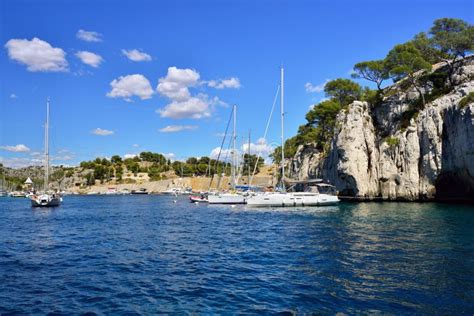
{"left": 1, "top": 0, "right": 472, "bottom": 168}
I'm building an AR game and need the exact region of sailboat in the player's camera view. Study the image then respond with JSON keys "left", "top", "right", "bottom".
{"left": 30, "top": 99, "right": 62, "bottom": 207}
{"left": 208, "top": 104, "right": 247, "bottom": 204}
{"left": 0, "top": 172, "right": 7, "bottom": 197}
{"left": 246, "top": 67, "right": 340, "bottom": 207}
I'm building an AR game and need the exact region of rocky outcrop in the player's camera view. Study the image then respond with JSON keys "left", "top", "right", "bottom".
{"left": 289, "top": 58, "right": 474, "bottom": 201}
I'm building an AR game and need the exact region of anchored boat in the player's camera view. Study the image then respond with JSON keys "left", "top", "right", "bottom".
{"left": 30, "top": 98, "right": 62, "bottom": 208}
{"left": 246, "top": 67, "right": 339, "bottom": 207}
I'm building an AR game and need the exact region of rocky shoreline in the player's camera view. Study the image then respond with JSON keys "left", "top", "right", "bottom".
{"left": 289, "top": 57, "right": 474, "bottom": 202}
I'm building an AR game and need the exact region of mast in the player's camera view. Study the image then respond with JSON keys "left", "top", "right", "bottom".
{"left": 248, "top": 129, "right": 251, "bottom": 181}
{"left": 231, "top": 104, "right": 237, "bottom": 190}
{"left": 280, "top": 67, "right": 286, "bottom": 191}
{"left": 44, "top": 98, "right": 50, "bottom": 192}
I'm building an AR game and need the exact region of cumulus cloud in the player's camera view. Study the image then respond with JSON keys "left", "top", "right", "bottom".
{"left": 123, "top": 153, "right": 137, "bottom": 159}
{"left": 157, "top": 96, "right": 212, "bottom": 119}
{"left": 122, "top": 49, "right": 152, "bottom": 62}
{"left": 4, "top": 37, "right": 68, "bottom": 72}
{"left": 208, "top": 77, "right": 241, "bottom": 89}
{"left": 242, "top": 138, "right": 274, "bottom": 156}
{"left": 210, "top": 147, "right": 237, "bottom": 161}
{"left": 91, "top": 128, "right": 114, "bottom": 136}
{"left": 305, "top": 79, "right": 329, "bottom": 93}
{"left": 0, "top": 144, "right": 30, "bottom": 152}
{"left": 75, "top": 51, "right": 103, "bottom": 68}
{"left": 76, "top": 29, "right": 102, "bottom": 42}
{"left": 10, "top": 94, "right": 17, "bottom": 99}
{"left": 159, "top": 125, "right": 198, "bottom": 133}
{"left": 156, "top": 66, "right": 200, "bottom": 101}
{"left": 107, "top": 74, "right": 154, "bottom": 101}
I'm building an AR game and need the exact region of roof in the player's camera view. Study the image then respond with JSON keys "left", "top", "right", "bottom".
{"left": 24, "top": 177, "right": 33, "bottom": 184}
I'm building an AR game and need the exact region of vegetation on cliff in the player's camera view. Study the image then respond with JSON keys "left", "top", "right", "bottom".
{"left": 271, "top": 18, "right": 473, "bottom": 164}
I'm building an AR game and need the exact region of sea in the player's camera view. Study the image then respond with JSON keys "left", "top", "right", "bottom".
{"left": 0, "top": 195, "right": 473, "bottom": 314}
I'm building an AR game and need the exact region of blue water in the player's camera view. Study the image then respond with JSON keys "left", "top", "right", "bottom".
{"left": 0, "top": 195, "right": 473, "bottom": 314}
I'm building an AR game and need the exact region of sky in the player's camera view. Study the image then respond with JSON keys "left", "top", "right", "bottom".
{"left": 1, "top": 0, "right": 473, "bottom": 168}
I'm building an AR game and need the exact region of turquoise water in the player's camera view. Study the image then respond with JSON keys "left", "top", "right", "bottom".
{"left": 0, "top": 195, "right": 473, "bottom": 314}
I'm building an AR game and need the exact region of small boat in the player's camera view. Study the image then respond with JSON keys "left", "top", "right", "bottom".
{"left": 131, "top": 188, "right": 148, "bottom": 195}
{"left": 31, "top": 193, "right": 62, "bottom": 207}
{"left": 162, "top": 188, "right": 181, "bottom": 195}
{"left": 105, "top": 187, "right": 119, "bottom": 195}
{"left": 31, "top": 99, "right": 61, "bottom": 208}
{"left": 189, "top": 194, "right": 208, "bottom": 203}
{"left": 10, "top": 191, "right": 25, "bottom": 198}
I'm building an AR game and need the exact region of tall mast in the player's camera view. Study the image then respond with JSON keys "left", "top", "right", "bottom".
{"left": 280, "top": 67, "right": 285, "bottom": 191}
{"left": 231, "top": 104, "right": 237, "bottom": 190}
{"left": 44, "top": 98, "right": 50, "bottom": 191}
{"left": 248, "top": 129, "right": 251, "bottom": 181}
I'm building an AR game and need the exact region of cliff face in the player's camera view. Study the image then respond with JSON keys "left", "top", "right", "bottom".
{"left": 290, "top": 58, "right": 474, "bottom": 201}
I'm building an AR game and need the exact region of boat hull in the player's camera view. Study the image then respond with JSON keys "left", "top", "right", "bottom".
{"left": 208, "top": 194, "right": 246, "bottom": 204}
{"left": 31, "top": 195, "right": 61, "bottom": 207}
{"left": 246, "top": 193, "right": 339, "bottom": 207}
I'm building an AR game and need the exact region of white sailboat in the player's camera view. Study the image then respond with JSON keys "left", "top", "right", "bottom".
{"left": 31, "top": 99, "right": 62, "bottom": 207}
{"left": 246, "top": 67, "right": 340, "bottom": 207}
{"left": 208, "top": 104, "right": 247, "bottom": 204}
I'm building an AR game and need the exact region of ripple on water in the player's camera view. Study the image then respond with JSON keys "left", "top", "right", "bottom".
{"left": 0, "top": 197, "right": 473, "bottom": 314}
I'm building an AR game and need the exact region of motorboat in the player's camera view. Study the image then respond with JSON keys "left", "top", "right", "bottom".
{"left": 131, "top": 188, "right": 148, "bottom": 195}
{"left": 189, "top": 193, "right": 209, "bottom": 203}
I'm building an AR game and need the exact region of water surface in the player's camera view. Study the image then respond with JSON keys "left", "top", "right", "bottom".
{"left": 0, "top": 195, "right": 473, "bottom": 314}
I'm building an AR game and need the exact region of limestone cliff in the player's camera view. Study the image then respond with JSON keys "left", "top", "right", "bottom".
{"left": 289, "top": 58, "right": 474, "bottom": 201}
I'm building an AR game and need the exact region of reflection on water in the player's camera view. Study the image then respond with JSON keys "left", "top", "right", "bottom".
{"left": 0, "top": 196, "right": 473, "bottom": 314}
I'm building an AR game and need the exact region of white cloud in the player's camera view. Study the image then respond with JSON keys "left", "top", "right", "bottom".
{"left": 210, "top": 147, "right": 236, "bottom": 161}
{"left": 75, "top": 51, "right": 103, "bottom": 68}
{"left": 159, "top": 125, "right": 198, "bottom": 133}
{"left": 242, "top": 138, "right": 274, "bottom": 156}
{"left": 10, "top": 94, "right": 18, "bottom": 99}
{"left": 0, "top": 156, "right": 42, "bottom": 169}
{"left": 208, "top": 77, "right": 241, "bottom": 89}
{"left": 163, "top": 153, "right": 175, "bottom": 160}
{"left": 91, "top": 128, "right": 114, "bottom": 136}
{"left": 123, "top": 153, "right": 137, "bottom": 159}
{"left": 5, "top": 37, "right": 68, "bottom": 72}
{"left": 107, "top": 74, "right": 154, "bottom": 101}
{"left": 156, "top": 66, "right": 200, "bottom": 101}
{"left": 157, "top": 95, "right": 211, "bottom": 119}
{"left": 76, "top": 29, "right": 102, "bottom": 42}
{"left": 0, "top": 144, "right": 30, "bottom": 152}
{"left": 122, "top": 49, "right": 152, "bottom": 62}
{"left": 132, "top": 144, "right": 139, "bottom": 148}
{"left": 305, "top": 79, "right": 329, "bottom": 93}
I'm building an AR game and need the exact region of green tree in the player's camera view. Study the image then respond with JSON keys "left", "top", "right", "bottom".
{"left": 324, "top": 79, "right": 362, "bottom": 105}
{"left": 352, "top": 60, "right": 389, "bottom": 91}
{"left": 305, "top": 100, "right": 342, "bottom": 149}
{"left": 242, "top": 154, "right": 264, "bottom": 176}
{"left": 186, "top": 157, "right": 198, "bottom": 164}
{"left": 410, "top": 32, "right": 445, "bottom": 64}
{"left": 385, "top": 43, "right": 432, "bottom": 106}
{"left": 429, "top": 18, "right": 474, "bottom": 85}
{"left": 111, "top": 155, "right": 122, "bottom": 164}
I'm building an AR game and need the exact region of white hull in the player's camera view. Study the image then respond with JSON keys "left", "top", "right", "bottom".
{"left": 208, "top": 193, "right": 246, "bottom": 204}
{"left": 246, "top": 192, "right": 339, "bottom": 207}
{"left": 31, "top": 194, "right": 61, "bottom": 207}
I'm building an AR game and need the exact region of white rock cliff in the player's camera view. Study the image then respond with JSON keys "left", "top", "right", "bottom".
{"left": 290, "top": 58, "right": 474, "bottom": 201}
